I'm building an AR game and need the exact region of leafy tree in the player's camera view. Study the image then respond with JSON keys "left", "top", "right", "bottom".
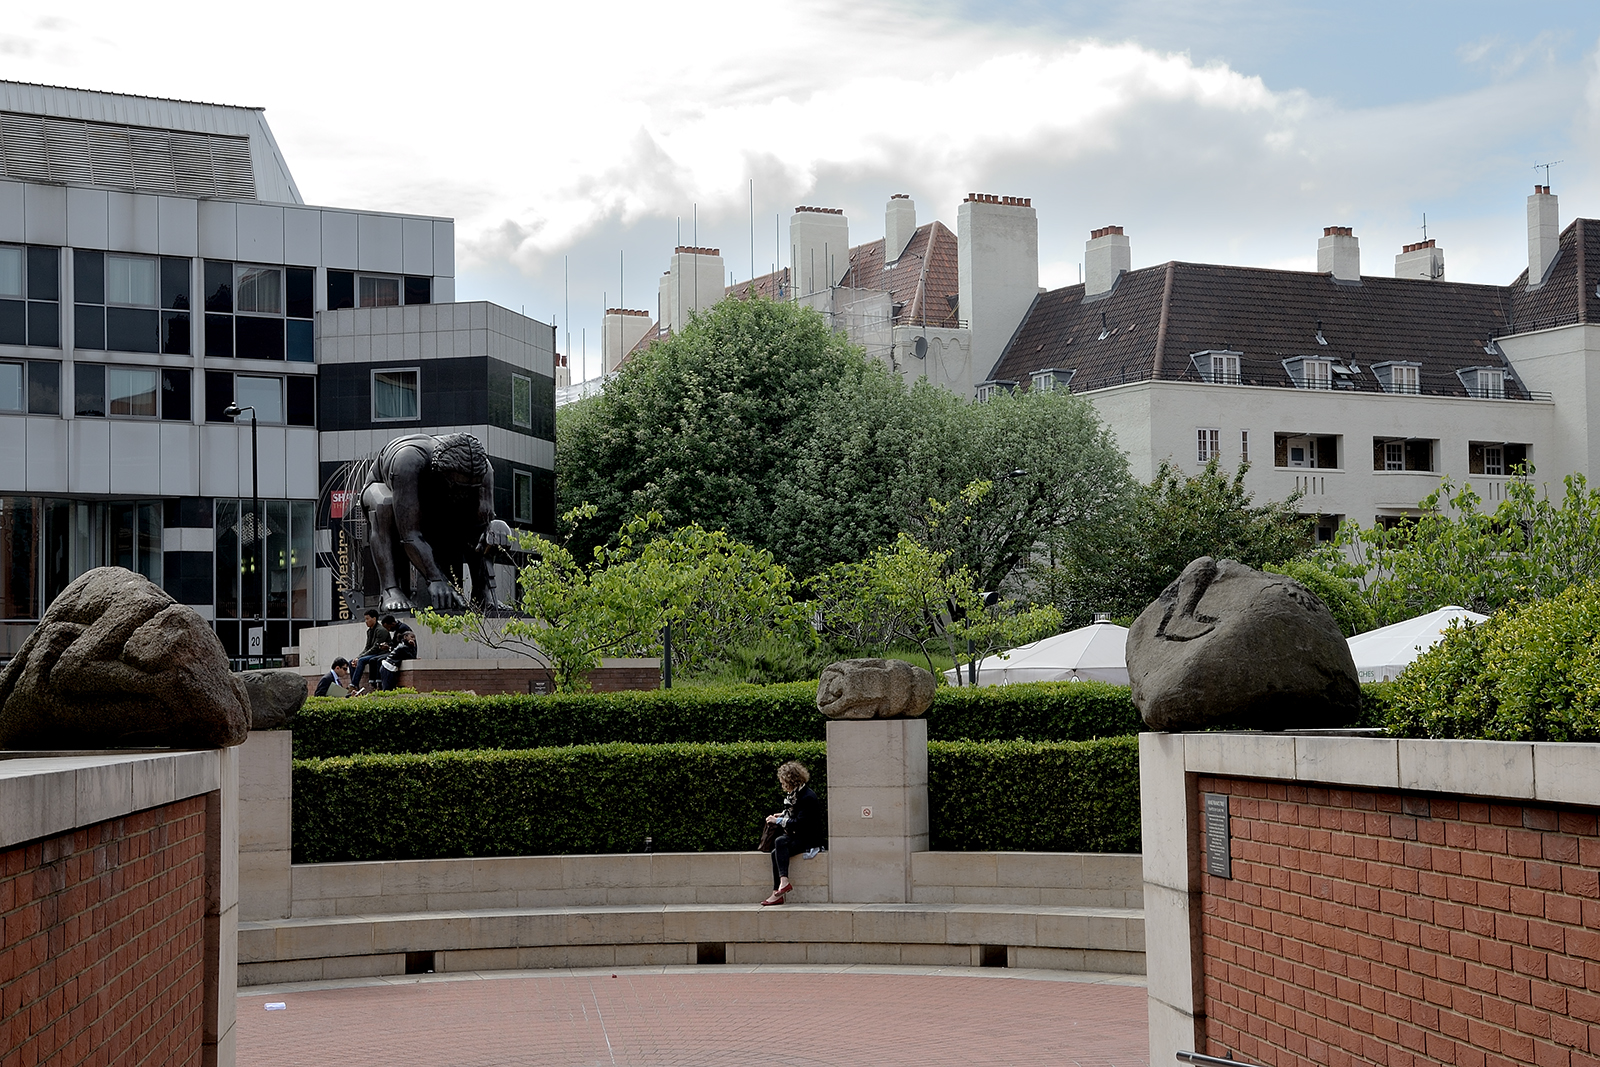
{"left": 1314, "top": 472, "right": 1600, "bottom": 627}
{"left": 419, "top": 509, "right": 806, "bottom": 691}
{"left": 1034, "top": 458, "right": 1313, "bottom": 624}
{"left": 555, "top": 297, "right": 876, "bottom": 567}
{"left": 815, "top": 532, "right": 1061, "bottom": 681}
{"left": 1264, "top": 559, "right": 1374, "bottom": 636}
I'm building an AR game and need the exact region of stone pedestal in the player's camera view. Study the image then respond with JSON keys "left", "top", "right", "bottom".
{"left": 825, "top": 718, "right": 928, "bottom": 903}
{"left": 238, "top": 731, "right": 292, "bottom": 921}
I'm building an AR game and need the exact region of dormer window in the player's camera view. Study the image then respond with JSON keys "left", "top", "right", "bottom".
{"left": 1031, "top": 368, "right": 1075, "bottom": 393}
{"left": 1457, "top": 366, "right": 1507, "bottom": 399}
{"left": 1372, "top": 362, "right": 1420, "bottom": 395}
{"left": 1284, "top": 356, "right": 1332, "bottom": 390}
{"left": 975, "top": 379, "right": 1017, "bottom": 403}
{"left": 1191, "top": 350, "right": 1242, "bottom": 385}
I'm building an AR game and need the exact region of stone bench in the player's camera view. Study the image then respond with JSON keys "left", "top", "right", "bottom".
{"left": 238, "top": 900, "right": 1145, "bottom": 987}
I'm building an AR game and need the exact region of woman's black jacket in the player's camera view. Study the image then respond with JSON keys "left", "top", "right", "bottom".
{"left": 780, "top": 786, "right": 826, "bottom": 850}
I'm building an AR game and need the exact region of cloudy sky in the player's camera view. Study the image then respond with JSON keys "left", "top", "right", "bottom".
{"left": 6, "top": 1, "right": 1600, "bottom": 381}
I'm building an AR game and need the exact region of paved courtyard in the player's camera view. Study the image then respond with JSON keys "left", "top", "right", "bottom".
{"left": 237, "top": 964, "right": 1149, "bottom": 1067}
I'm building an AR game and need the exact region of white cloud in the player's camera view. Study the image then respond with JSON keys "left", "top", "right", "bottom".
{"left": 4, "top": 2, "right": 1600, "bottom": 380}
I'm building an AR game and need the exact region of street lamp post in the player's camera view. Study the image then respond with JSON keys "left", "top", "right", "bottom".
{"left": 223, "top": 402, "right": 259, "bottom": 663}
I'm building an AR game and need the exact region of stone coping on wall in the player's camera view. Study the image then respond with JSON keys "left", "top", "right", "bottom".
{"left": 0, "top": 749, "right": 223, "bottom": 849}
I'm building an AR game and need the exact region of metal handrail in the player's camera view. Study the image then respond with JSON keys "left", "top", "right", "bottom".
{"left": 1178, "top": 1051, "right": 1262, "bottom": 1067}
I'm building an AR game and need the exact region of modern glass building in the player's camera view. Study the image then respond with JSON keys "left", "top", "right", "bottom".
{"left": 0, "top": 81, "right": 556, "bottom": 660}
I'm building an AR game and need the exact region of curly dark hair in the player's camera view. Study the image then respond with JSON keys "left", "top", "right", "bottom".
{"left": 433, "top": 433, "right": 488, "bottom": 481}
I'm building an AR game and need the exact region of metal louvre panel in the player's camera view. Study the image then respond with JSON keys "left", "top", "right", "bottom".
{"left": 0, "top": 110, "right": 257, "bottom": 199}
{"left": 1, "top": 112, "right": 51, "bottom": 182}
{"left": 208, "top": 136, "right": 256, "bottom": 199}
{"left": 170, "top": 131, "right": 219, "bottom": 197}
{"left": 42, "top": 117, "right": 93, "bottom": 184}
{"left": 87, "top": 122, "right": 136, "bottom": 190}
{"left": 129, "top": 128, "right": 178, "bottom": 193}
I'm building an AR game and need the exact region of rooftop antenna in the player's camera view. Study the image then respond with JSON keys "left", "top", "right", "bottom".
{"left": 749, "top": 178, "right": 755, "bottom": 284}
{"left": 1535, "top": 160, "right": 1563, "bottom": 186}
{"left": 1420, "top": 213, "right": 1428, "bottom": 242}
{"left": 619, "top": 250, "right": 624, "bottom": 311}
{"left": 563, "top": 256, "right": 570, "bottom": 370}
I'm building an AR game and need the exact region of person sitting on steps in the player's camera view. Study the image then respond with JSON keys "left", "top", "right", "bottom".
{"left": 761, "top": 760, "right": 825, "bottom": 907}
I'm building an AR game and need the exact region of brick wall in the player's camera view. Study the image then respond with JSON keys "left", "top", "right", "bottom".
{"left": 309, "top": 662, "right": 662, "bottom": 697}
{"left": 1198, "top": 776, "right": 1600, "bottom": 1067}
{"left": 1, "top": 796, "right": 210, "bottom": 1067}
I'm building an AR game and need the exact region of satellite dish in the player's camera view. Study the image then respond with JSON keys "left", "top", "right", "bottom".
{"left": 913, "top": 335, "right": 928, "bottom": 359}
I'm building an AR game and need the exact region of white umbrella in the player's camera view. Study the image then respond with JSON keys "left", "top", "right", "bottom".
{"left": 943, "top": 621, "right": 1131, "bottom": 687}
{"left": 1346, "top": 606, "right": 1489, "bottom": 683}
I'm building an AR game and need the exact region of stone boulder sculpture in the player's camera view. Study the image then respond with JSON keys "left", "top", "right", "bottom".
{"left": 0, "top": 567, "right": 250, "bottom": 749}
{"left": 817, "top": 658, "right": 936, "bottom": 720}
{"left": 236, "top": 668, "right": 309, "bottom": 730}
{"left": 1126, "top": 556, "right": 1360, "bottom": 731}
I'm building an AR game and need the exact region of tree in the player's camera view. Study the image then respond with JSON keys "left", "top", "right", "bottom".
{"left": 555, "top": 297, "right": 876, "bottom": 568}
{"left": 1035, "top": 459, "right": 1313, "bottom": 625}
{"left": 1313, "top": 471, "right": 1600, "bottom": 627}
{"left": 419, "top": 509, "right": 807, "bottom": 691}
{"left": 814, "top": 532, "right": 1061, "bottom": 681}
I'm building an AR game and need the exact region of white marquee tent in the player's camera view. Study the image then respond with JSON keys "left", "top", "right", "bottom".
{"left": 943, "top": 621, "right": 1131, "bottom": 687}
{"left": 1346, "top": 606, "right": 1489, "bottom": 683}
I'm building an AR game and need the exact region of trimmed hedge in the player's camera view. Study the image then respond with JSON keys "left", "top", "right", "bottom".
{"left": 293, "top": 742, "right": 826, "bottom": 863}
{"left": 291, "top": 736, "right": 1142, "bottom": 862}
{"left": 929, "top": 736, "right": 1140, "bottom": 853}
{"left": 290, "top": 680, "right": 1143, "bottom": 758}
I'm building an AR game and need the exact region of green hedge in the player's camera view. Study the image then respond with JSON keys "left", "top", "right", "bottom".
{"left": 290, "top": 680, "right": 1143, "bottom": 757}
{"left": 929, "top": 736, "right": 1140, "bottom": 853}
{"left": 293, "top": 741, "right": 826, "bottom": 863}
{"left": 291, "top": 736, "right": 1142, "bottom": 862}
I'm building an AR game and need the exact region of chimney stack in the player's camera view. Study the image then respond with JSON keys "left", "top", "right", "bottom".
{"left": 660, "top": 246, "right": 725, "bottom": 332}
{"left": 1084, "top": 226, "right": 1131, "bottom": 297}
{"left": 1317, "top": 226, "right": 1361, "bottom": 282}
{"left": 602, "top": 308, "right": 653, "bottom": 372}
{"left": 885, "top": 194, "right": 916, "bottom": 263}
{"left": 958, "top": 193, "right": 1038, "bottom": 381}
{"left": 1527, "top": 185, "right": 1559, "bottom": 289}
{"left": 790, "top": 206, "right": 850, "bottom": 296}
{"left": 1394, "top": 238, "right": 1445, "bottom": 281}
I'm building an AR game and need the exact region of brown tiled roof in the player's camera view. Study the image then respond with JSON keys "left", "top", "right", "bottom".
{"left": 1506, "top": 218, "right": 1600, "bottom": 333}
{"left": 992, "top": 259, "right": 1531, "bottom": 400}
{"left": 725, "top": 221, "right": 961, "bottom": 328}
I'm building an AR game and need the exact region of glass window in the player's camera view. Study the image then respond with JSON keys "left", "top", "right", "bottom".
{"left": 0, "top": 300, "right": 22, "bottom": 346}
{"left": 106, "top": 255, "right": 158, "bottom": 307}
{"left": 1385, "top": 441, "right": 1404, "bottom": 471}
{"left": 75, "top": 363, "right": 106, "bottom": 417}
{"left": 204, "top": 261, "right": 233, "bottom": 312}
{"left": 359, "top": 276, "right": 400, "bottom": 308}
{"left": 1301, "top": 360, "right": 1331, "bottom": 389}
{"left": 373, "top": 368, "right": 419, "bottom": 420}
{"left": 27, "top": 247, "right": 58, "bottom": 302}
{"left": 286, "top": 268, "right": 314, "bottom": 320}
{"left": 108, "top": 367, "right": 159, "bottom": 417}
{"left": 161, "top": 369, "right": 191, "bottom": 422}
{"left": 27, "top": 361, "right": 58, "bottom": 414}
{"left": 1240, "top": 430, "right": 1250, "bottom": 463}
{"left": 512, "top": 373, "right": 532, "bottom": 428}
{"left": 160, "top": 257, "right": 190, "bottom": 310}
{"left": 327, "top": 270, "right": 355, "bottom": 311}
{"left": 404, "top": 276, "right": 432, "bottom": 305}
{"left": 514, "top": 470, "right": 533, "bottom": 523}
{"left": 286, "top": 375, "right": 315, "bottom": 426}
{"left": 291, "top": 500, "right": 313, "bottom": 618}
{"left": 0, "top": 362, "right": 20, "bottom": 411}
{"left": 0, "top": 246, "right": 23, "bottom": 298}
{"left": 235, "top": 316, "right": 284, "bottom": 360}
{"left": 236, "top": 266, "right": 283, "bottom": 315}
{"left": 1391, "top": 365, "right": 1419, "bottom": 394}
{"left": 1197, "top": 428, "right": 1220, "bottom": 462}
{"left": 1211, "top": 354, "right": 1240, "bottom": 384}
{"left": 1484, "top": 446, "right": 1504, "bottom": 476}
{"left": 74, "top": 250, "right": 105, "bottom": 305}
{"left": 105, "top": 307, "right": 160, "bottom": 353}
{"left": 236, "top": 375, "right": 283, "bottom": 424}
{"left": 1478, "top": 369, "right": 1505, "bottom": 399}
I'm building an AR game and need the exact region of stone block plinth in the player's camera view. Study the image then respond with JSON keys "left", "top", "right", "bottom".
{"left": 825, "top": 718, "right": 928, "bottom": 903}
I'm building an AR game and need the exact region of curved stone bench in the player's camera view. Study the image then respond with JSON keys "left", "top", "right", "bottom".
{"left": 238, "top": 900, "right": 1145, "bottom": 987}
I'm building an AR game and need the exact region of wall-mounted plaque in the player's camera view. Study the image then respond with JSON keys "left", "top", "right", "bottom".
{"left": 1203, "top": 792, "right": 1232, "bottom": 879}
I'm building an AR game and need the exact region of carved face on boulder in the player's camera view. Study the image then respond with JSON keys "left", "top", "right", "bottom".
{"left": 816, "top": 658, "right": 936, "bottom": 720}
{"left": 1125, "top": 556, "right": 1360, "bottom": 732}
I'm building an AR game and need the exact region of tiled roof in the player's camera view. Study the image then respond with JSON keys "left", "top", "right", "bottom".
{"left": 727, "top": 221, "right": 961, "bottom": 328}
{"left": 992, "top": 258, "right": 1532, "bottom": 400}
{"left": 1506, "top": 218, "right": 1600, "bottom": 333}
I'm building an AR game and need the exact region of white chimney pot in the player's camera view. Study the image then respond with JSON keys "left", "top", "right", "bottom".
{"left": 1527, "top": 186, "right": 1560, "bottom": 289}
{"left": 1084, "top": 226, "right": 1131, "bottom": 297}
{"left": 1318, "top": 227, "right": 1361, "bottom": 282}
{"left": 885, "top": 195, "right": 916, "bottom": 263}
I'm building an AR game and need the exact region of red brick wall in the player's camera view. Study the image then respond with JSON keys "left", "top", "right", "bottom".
{"left": 308, "top": 663, "right": 662, "bottom": 697}
{"left": 1198, "top": 777, "right": 1600, "bottom": 1067}
{"left": 0, "top": 796, "right": 210, "bottom": 1067}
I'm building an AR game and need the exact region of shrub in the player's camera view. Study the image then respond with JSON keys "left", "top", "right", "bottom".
{"left": 291, "top": 735, "right": 1144, "bottom": 862}
{"left": 291, "top": 680, "right": 1144, "bottom": 757}
{"left": 293, "top": 741, "right": 827, "bottom": 863}
{"left": 1385, "top": 583, "right": 1600, "bottom": 740}
{"left": 928, "top": 736, "right": 1140, "bottom": 853}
